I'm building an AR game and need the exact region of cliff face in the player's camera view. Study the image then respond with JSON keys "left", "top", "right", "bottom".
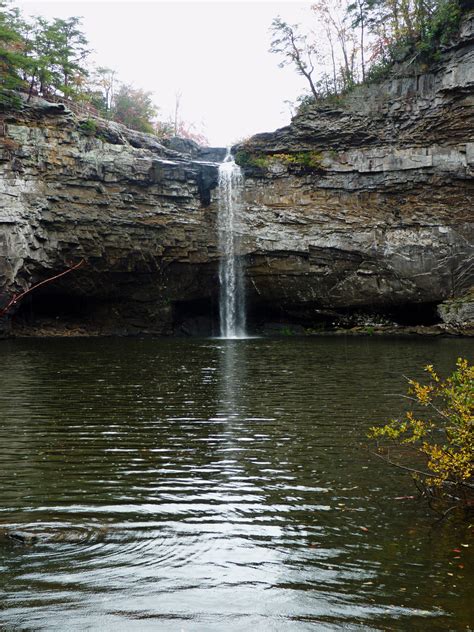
{"left": 0, "top": 13, "right": 473, "bottom": 336}
{"left": 236, "top": 12, "right": 474, "bottom": 328}
{"left": 0, "top": 103, "right": 223, "bottom": 335}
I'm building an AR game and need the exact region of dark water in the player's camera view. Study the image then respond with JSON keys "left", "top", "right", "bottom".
{"left": 0, "top": 336, "right": 472, "bottom": 631}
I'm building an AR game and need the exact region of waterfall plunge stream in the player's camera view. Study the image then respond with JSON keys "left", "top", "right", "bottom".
{"left": 218, "top": 151, "right": 246, "bottom": 339}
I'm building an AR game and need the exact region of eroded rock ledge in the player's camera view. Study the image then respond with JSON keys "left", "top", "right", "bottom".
{"left": 0, "top": 100, "right": 225, "bottom": 336}
{"left": 232, "top": 11, "right": 474, "bottom": 333}
{"left": 0, "top": 11, "right": 473, "bottom": 337}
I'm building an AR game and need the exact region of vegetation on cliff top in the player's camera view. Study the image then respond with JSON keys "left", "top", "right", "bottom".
{"left": 1, "top": 0, "right": 466, "bottom": 141}
{"left": 235, "top": 149, "right": 325, "bottom": 173}
{"left": 270, "top": 0, "right": 464, "bottom": 110}
{"left": 0, "top": 0, "right": 207, "bottom": 142}
{"left": 235, "top": 0, "right": 466, "bottom": 170}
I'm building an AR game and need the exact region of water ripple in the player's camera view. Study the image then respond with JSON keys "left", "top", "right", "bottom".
{"left": 0, "top": 337, "right": 472, "bottom": 631}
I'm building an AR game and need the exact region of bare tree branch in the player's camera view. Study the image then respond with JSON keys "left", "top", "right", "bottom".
{"left": 0, "top": 259, "right": 86, "bottom": 318}
{"left": 371, "top": 450, "right": 474, "bottom": 490}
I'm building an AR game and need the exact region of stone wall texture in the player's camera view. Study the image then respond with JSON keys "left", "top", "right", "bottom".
{"left": 0, "top": 11, "right": 473, "bottom": 335}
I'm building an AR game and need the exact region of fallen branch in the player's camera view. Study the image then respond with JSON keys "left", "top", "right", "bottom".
{"left": 0, "top": 259, "right": 85, "bottom": 318}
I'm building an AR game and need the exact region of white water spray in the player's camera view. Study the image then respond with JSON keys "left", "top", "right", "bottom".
{"left": 218, "top": 150, "right": 246, "bottom": 339}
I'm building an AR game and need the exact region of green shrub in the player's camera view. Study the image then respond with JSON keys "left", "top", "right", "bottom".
{"left": 296, "top": 94, "right": 316, "bottom": 113}
{"left": 234, "top": 150, "right": 269, "bottom": 170}
{"left": 79, "top": 118, "right": 98, "bottom": 136}
{"left": 271, "top": 151, "right": 325, "bottom": 170}
{"left": 427, "top": 0, "right": 462, "bottom": 47}
{"left": 0, "top": 89, "right": 22, "bottom": 111}
{"left": 235, "top": 149, "right": 325, "bottom": 173}
{"left": 365, "top": 59, "right": 393, "bottom": 84}
{"left": 415, "top": 0, "right": 462, "bottom": 61}
{"left": 294, "top": 151, "right": 323, "bottom": 169}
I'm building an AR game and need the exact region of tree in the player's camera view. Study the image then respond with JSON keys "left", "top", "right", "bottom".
{"left": 174, "top": 119, "right": 209, "bottom": 145}
{"left": 173, "top": 90, "right": 181, "bottom": 136}
{"left": 270, "top": 0, "right": 463, "bottom": 111}
{"left": 154, "top": 119, "right": 174, "bottom": 139}
{"left": 348, "top": 0, "right": 372, "bottom": 80}
{"left": 0, "top": 1, "right": 29, "bottom": 105}
{"left": 270, "top": 16, "right": 320, "bottom": 100}
{"left": 46, "top": 16, "right": 90, "bottom": 97}
{"left": 156, "top": 92, "right": 209, "bottom": 145}
{"left": 354, "top": 0, "right": 459, "bottom": 54}
{"left": 312, "top": 0, "right": 359, "bottom": 91}
{"left": 22, "top": 16, "right": 59, "bottom": 98}
{"left": 2, "top": 10, "right": 90, "bottom": 100}
{"left": 86, "top": 65, "right": 116, "bottom": 115}
{"left": 112, "top": 84, "right": 157, "bottom": 133}
{"left": 369, "top": 358, "right": 473, "bottom": 512}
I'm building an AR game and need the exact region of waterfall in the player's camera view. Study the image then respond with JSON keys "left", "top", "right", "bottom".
{"left": 218, "top": 150, "right": 246, "bottom": 339}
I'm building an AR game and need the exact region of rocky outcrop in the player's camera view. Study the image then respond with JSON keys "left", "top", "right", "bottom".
{"left": 233, "top": 11, "right": 474, "bottom": 329}
{"left": 438, "top": 291, "right": 474, "bottom": 333}
{"left": 243, "top": 12, "right": 474, "bottom": 154}
{"left": 162, "top": 136, "right": 227, "bottom": 163}
{"left": 0, "top": 98, "right": 223, "bottom": 336}
{"left": 0, "top": 12, "right": 473, "bottom": 336}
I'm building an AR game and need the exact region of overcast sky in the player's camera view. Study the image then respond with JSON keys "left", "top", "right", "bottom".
{"left": 16, "top": 0, "right": 317, "bottom": 146}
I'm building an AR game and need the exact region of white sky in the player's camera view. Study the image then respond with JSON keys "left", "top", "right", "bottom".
{"left": 16, "top": 0, "right": 318, "bottom": 145}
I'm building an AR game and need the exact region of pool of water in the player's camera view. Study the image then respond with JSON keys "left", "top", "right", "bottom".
{"left": 0, "top": 336, "right": 472, "bottom": 631}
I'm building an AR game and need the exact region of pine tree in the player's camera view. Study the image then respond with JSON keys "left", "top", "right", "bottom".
{"left": 0, "top": 1, "right": 28, "bottom": 106}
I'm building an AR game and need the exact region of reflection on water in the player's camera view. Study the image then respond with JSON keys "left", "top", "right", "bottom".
{"left": 218, "top": 340, "right": 246, "bottom": 420}
{"left": 0, "top": 336, "right": 472, "bottom": 631}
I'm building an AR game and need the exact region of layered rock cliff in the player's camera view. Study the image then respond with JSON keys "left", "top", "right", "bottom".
{"left": 234, "top": 11, "right": 474, "bottom": 331}
{"left": 0, "top": 11, "right": 473, "bottom": 336}
{"left": 0, "top": 104, "right": 224, "bottom": 335}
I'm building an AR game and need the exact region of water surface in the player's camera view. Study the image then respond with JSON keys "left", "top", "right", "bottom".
{"left": 0, "top": 336, "right": 472, "bottom": 631}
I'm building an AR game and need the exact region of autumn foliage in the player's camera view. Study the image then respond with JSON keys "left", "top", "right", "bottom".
{"left": 369, "top": 358, "right": 474, "bottom": 510}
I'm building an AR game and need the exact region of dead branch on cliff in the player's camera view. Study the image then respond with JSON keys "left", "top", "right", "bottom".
{"left": 0, "top": 260, "right": 86, "bottom": 318}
